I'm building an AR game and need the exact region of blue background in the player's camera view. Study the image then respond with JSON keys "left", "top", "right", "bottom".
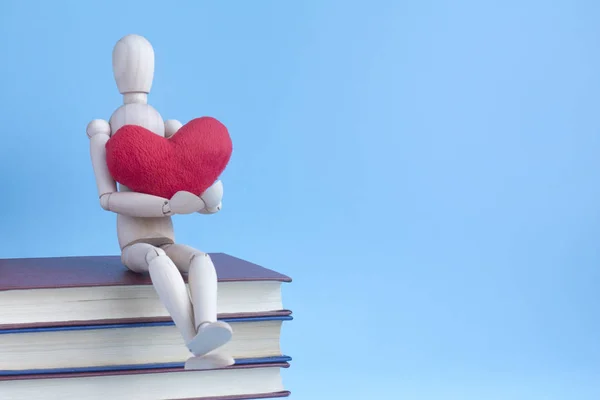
{"left": 1, "top": 1, "right": 599, "bottom": 398}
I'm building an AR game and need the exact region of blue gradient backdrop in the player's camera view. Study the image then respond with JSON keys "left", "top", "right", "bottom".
{"left": 1, "top": 1, "right": 599, "bottom": 399}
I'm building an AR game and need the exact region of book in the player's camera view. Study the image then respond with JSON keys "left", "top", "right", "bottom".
{"left": 0, "top": 316, "right": 291, "bottom": 374}
{"left": 0, "top": 362, "right": 290, "bottom": 400}
{"left": 0, "top": 253, "right": 293, "bottom": 398}
{"left": 0, "top": 254, "right": 292, "bottom": 329}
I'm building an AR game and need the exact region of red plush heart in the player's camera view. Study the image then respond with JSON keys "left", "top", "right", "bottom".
{"left": 105, "top": 117, "right": 232, "bottom": 199}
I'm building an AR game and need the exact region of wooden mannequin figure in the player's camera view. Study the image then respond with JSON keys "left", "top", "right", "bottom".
{"left": 86, "top": 34, "right": 234, "bottom": 370}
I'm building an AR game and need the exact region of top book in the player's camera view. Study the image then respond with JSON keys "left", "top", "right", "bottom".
{"left": 0, "top": 254, "right": 291, "bottom": 329}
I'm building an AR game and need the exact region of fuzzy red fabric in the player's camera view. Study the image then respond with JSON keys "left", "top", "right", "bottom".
{"left": 105, "top": 117, "right": 232, "bottom": 199}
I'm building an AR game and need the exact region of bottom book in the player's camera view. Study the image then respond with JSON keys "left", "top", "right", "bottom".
{"left": 0, "top": 362, "right": 290, "bottom": 400}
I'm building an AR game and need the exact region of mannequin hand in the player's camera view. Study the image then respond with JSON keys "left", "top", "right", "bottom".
{"left": 199, "top": 201, "right": 222, "bottom": 214}
{"left": 200, "top": 180, "right": 223, "bottom": 210}
{"left": 86, "top": 119, "right": 111, "bottom": 138}
{"left": 198, "top": 181, "right": 223, "bottom": 214}
{"left": 169, "top": 191, "right": 206, "bottom": 215}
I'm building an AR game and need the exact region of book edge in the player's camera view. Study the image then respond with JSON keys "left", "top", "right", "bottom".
{"left": 170, "top": 390, "right": 291, "bottom": 400}
{"left": 0, "top": 310, "right": 293, "bottom": 331}
{"left": 0, "top": 362, "right": 290, "bottom": 381}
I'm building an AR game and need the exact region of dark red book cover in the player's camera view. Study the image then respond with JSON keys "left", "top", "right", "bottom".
{"left": 0, "top": 253, "right": 292, "bottom": 291}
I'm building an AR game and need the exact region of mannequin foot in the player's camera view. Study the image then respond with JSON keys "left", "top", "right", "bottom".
{"left": 186, "top": 321, "right": 233, "bottom": 356}
{"left": 184, "top": 353, "right": 235, "bottom": 370}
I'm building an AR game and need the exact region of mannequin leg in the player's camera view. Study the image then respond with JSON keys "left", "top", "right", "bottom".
{"left": 162, "top": 243, "right": 233, "bottom": 359}
{"left": 162, "top": 244, "right": 216, "bottom": 328}
{"left": 121, "top": 242, "right": 196, "bottom": 345}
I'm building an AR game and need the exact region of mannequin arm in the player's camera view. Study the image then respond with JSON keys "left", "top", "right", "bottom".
{"left": 87, "top": 119, "right": 172, "bottom": 218}
{"left": 99, "top": 191, "right": 172, "bottom": 217}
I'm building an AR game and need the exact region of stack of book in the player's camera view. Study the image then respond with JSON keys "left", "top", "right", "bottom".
{"left": 0, "top": 253, "right": 292, "bottom": 399}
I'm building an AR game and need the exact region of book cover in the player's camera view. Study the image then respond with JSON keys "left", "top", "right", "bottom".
{"left": 0, "top": 253, "right": 292, "bottom": 290}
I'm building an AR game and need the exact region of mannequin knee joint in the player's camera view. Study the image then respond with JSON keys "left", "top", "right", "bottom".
{"left": 145, "top": 247, "right": 166, "bottom": 265}
{"left": 189, "top": 251, "right": 208, "bottom": 265}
